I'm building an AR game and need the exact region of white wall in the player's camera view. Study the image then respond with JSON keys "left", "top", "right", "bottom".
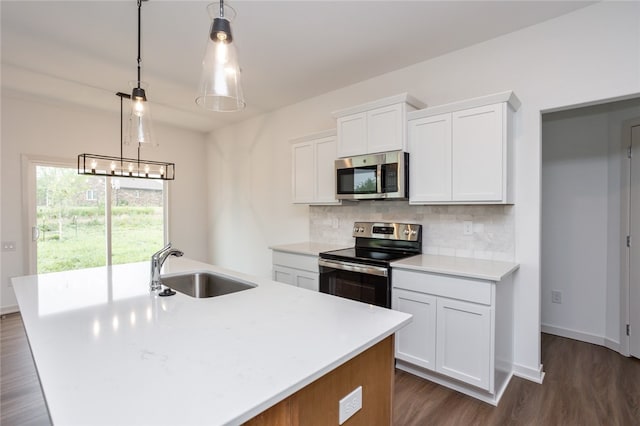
{"left": 542, "top": 108, "right": 611, "bottom": 342}
{"left": 1, "top": 92, "right": 210, "bottom": 312}
{"left": 542, "top": 99, "right": 640, "bottom": 350}
{"left": 207, "top": 1, "right": 640, "bottom": 382}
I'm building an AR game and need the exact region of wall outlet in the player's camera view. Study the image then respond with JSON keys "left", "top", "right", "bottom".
{"left": 338, "top": 385, "right": 362, "bottom": 425}
{"left": 2, "top": 241, "right": 16, "bottom": 252}
{"left": 551, "top": 290, "right": 562, "bottom": 304}
{"left": 463, "top": 221, "right": 473, "bottom": 235}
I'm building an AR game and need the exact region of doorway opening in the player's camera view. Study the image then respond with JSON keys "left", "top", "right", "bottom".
{"left": 541, "top": 97, "right": 640, "bottom": 358}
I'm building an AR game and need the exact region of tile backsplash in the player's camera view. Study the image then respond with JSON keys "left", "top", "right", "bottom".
{"left": 310, "top": 201, "right": 515, "bottom": 261}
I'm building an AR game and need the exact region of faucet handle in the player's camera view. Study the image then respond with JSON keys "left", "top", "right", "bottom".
{"left": 152, "top": 242, "right": 173, "bottom": 259}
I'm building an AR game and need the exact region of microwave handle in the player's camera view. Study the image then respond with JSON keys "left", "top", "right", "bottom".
{"left": 319, "top": 259, "right": 388, "bottom": 277}
{"left": 377, "top": 164, "right": 382, "bottom": 194}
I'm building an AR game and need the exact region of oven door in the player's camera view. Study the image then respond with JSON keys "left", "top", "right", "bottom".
{"left": 318, "top": 259, "right": 390, "bottom": 308}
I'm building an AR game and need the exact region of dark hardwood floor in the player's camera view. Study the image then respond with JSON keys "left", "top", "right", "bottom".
{"left": 1, "top": 313, "right": 49, "bottom": 426}
{"left": 2, "top": 312, "right": 640, "bottom": 425}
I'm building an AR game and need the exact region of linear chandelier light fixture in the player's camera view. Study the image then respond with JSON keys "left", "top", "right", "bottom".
{"left": 196, "top": 0, "right": 246, "bottom": 112}
{"left": 78, "top": 0, "right": 175, "bottom": 181}
{"left": 78, "top": 93, "right": 175, "bottom": 180}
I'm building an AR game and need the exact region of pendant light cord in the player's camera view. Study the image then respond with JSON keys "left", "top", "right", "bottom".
{"left": 137, "top": 0, "right": 142, "bottom": 89}
{"left": 120, "top": 94, "right": 124, "bottom": 164}
{"left": 219, "top": 0, "right": 224, "bottom": 18}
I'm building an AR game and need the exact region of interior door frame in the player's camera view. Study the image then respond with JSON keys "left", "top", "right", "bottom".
{"left": 21, "top": 154, "right": 170, "bottom": 275}
{"left": 620, "top": 117, "right": 640, "bottom": 357}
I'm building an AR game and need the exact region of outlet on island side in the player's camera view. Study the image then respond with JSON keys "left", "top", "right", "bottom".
{"left": 551, "top": 290, "right": 562, "bottom": 304}
{"left": 338, "top": 385, "right": 362, "bottom": 425}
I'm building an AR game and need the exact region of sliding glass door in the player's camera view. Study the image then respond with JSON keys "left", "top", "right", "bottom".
{"left": 28, "top": 159, "right": 166, "bottom": 274}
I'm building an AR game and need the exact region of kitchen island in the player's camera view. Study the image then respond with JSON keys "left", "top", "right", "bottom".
{"left": 12, "top": 257, "right": 411, "bottom": 425}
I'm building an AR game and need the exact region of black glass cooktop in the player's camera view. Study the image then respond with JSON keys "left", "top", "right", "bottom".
{"left": 319, "top": 247, "right": 417, "bottom": 266}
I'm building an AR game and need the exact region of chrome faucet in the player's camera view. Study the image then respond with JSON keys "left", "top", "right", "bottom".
{"left": 150, "top": 243, "right": 184, "bottom": 292}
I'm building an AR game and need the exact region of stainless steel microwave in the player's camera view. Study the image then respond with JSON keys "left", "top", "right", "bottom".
{"left": 335, "top": 151, "right": 409, "bottom": 200}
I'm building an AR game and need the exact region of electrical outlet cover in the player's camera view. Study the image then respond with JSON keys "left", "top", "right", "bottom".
{"left": 463, "top": 221, "right": 473, "bottom": 235}
{"left": 338, "top": 386, "right": 362, "bottom": 425}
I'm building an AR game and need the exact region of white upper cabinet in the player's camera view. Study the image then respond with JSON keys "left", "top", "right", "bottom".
{"left": 334, "top": 93, "right": 426, "bottom": 158}
{"left": 337, "top": 113, "right": 367, "bottom": 157}
{"left": 408, "top": 91, "right": 520, "bottom": 205}
{"left": 407, "top": 113, "right": 452, "bottom": 202}
{"left": 292, "top": 141, "right": 315, "bottom": 202}
{"left": 291, "top": 130, "right": 341, "bottom": 205}
{"left": 452, "top": 104, "right": 504, "bottom": 201}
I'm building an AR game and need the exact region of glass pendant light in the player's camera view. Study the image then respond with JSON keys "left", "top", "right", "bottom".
{"left": 196, "top": 0, "right": 246, "bottom": 112}
{"left": 125, "top": 0, "right": 157, "bottom": 146}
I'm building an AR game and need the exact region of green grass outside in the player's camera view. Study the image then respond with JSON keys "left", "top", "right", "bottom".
{"left": 37, "top": 206, "right": 163, "bottom": 273}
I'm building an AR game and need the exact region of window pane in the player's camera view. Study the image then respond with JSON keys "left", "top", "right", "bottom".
{"left": 36, "top": 166, "right": 106, "bottom": 273}
{"left": 110, "top": 177, "right": 164, "bottom": 265}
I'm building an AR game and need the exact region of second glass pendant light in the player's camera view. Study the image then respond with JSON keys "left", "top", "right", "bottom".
{"left": 196, "top": 0, "right": 245, "bottom": 112}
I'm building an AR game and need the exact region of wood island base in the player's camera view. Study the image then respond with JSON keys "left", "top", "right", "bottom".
{"left": 245, "top": 336, "right": 394, "bottom": 425}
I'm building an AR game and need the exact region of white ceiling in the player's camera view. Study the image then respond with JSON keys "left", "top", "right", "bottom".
{"left": 1, "top": 1, "right": 594, "bottom": 133}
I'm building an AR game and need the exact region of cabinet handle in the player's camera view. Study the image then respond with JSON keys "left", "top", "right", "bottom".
{"left": 318, "top": 259, "right": 388, "bottom": 277}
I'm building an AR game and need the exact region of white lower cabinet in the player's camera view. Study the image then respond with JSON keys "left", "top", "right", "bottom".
{"left": 393, "top": 289, "right": 436, "bottom": 371}
{"left": 436, "top": 298, "right": 491, "bottom": 390}
{"left": 392, "top": 268, "right": 513, "bottom": 405}
{"left": 272, "top": 251, "right": 319, "bottom": 292}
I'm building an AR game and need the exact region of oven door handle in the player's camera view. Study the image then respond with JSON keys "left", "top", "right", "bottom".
{"left": 318, "top": 259, "right": 388, "bottom": 277}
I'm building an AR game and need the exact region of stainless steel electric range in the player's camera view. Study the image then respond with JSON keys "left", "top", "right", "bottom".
{"left": 318, "top": 222, "right": 422, "bottom": 308}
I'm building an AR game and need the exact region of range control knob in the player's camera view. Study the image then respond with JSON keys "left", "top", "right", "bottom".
{"left": 403, "top": 229, "right": 410, "bottom": 235}
{"left": 353, "top": 227, "right": 358, "bottom": 233}
{"left": 358, "top": 227, "right": 364, "bottom": 232}
{"left": 411, "top": 230, "right": 417, "bottom": 236}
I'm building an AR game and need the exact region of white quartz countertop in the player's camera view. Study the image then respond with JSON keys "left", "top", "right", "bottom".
{"left": 12, "top": 258, "right": 411, "bottom": 426}
{"left": 269, "top": 241, "right": 347, "bottom": 256}
{"left": 391, "top": 254, "right": 519, "bottom": 281}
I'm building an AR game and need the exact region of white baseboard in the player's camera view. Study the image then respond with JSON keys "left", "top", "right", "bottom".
{"left": 541, "top": 323, "right": 605, "bottom": 346}
{"left": 1, "top": 305, "right": 19, "bottom": 315}
{"left": 512, "top": 362, "right": 545, "bottom": 384}
{"left": 542, "top": 323, "right": 624, "bottom": 356}
{"left": 604, "top": 337, "right": 621, "bottom": 353}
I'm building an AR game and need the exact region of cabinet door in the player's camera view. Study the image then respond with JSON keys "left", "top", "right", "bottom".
{"left": 452, "top": 103, "right": 504, "bottom": 202}
{"left": 408, "top": 113, "right": 452, "bottom": 203}
{"left": 314, "top": 136, "right": 338, "bottom": 203}
{"left": 273, "top": 265, "right": 295, "bottom": 285}
{"left": 436, "top": 298, "right": 491, "bottom": 391}
{"left": 337, "top": 112, "right": 367, "bottom": 157}
{"left": 392, "top": 289, "right": 437, "bottom": 371}
{"left": 367, "top": 104, "right": 404, "bottom": 154}
{"left": 295, "top": 270, "right": 319, "bottom": 292}
{"left": 291, "top": 142, "right": 315, "bottom": 203}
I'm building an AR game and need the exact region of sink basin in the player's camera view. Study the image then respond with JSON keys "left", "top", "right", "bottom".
{"left": 160, "top": 271, "right": 256, "bottom": 298}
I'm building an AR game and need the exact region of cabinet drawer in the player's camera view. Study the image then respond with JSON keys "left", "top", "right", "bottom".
{"left": 392, "top": 269, "right": 492, "bottom": 305}
{"left": 272, "top": 251, "right": 318, "bottom": 273}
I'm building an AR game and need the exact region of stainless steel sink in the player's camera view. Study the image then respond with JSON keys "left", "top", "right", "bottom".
{"left": 160, "top": 271, "right": 256, "bottom": 298}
